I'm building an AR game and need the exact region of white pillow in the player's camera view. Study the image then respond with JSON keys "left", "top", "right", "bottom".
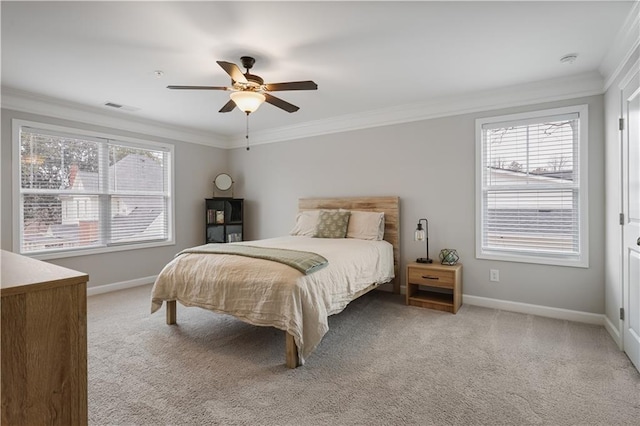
{"left": 346, "top": 210, "right": 385, "bottom": 241}
{"left": 289, "top": 210, "right": 320, "bottom": 236}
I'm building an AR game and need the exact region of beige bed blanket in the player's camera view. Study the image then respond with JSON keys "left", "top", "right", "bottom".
{"left": 151, "top": 236, "right": 394, "bottom": 364}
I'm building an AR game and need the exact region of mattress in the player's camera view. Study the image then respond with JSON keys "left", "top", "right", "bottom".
{"left": 151, "top": 236, "right": 394, "bottom": 363}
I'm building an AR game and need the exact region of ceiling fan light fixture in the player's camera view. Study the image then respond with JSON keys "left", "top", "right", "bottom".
{"left": 168, "top": 56, "right": 316, "bottom": 114}
{"left": 230, "top": 91, "right": 266, "bottom": 113}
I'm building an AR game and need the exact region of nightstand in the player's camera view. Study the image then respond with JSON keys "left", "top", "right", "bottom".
{"left": 406, "top": 262, "right": 462, "bottom": 314}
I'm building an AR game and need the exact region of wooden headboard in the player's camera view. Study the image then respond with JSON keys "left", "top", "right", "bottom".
{"left": 298, "top": 196, "right": 400, "bottom": 294}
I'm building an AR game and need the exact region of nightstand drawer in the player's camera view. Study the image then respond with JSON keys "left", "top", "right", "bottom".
{"left": 408, "top": 267, "right": 454, "bottom": 288}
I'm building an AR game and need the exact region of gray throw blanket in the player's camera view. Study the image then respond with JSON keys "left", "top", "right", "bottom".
{"left": 177, "top": 243, "right": 328, "bottom": 275}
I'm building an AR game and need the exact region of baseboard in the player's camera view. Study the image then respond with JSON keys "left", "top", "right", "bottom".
{"left": 86, "top": 280, "right": 609, "bottom": 329}
{"left": 463, "top": 294, "right": 604, "bottom": 325}
{"left": 87, "top": 275, "right": 156, "bottom": 297}
{"left": 603, "top": 315, "right": 623, "bottom": 349}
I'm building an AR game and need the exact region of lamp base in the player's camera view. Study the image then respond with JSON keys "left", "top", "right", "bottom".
{"left": 416, "top": 257, "right": 433, "bottom": 264}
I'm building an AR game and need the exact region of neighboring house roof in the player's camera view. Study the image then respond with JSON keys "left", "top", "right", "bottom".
{"left": 488, "top": 167, "right": 574, "bottom": 184}
{"left": 48, "top": 154, "right": 165, "bottom": 244}
{"left": 485, "top": 167, "right": 576, "bottom": 236}
{"left": 72, "top": 170, "right": 100, "bottom": 191}
{"left": 111, "top": 206, "right": 163, "bottom": 240}
{"left": 68, "top": 153, "right": 163, "bottom": 192}
{"left": 109, "top": 154, "right": 163, "bottom": 192}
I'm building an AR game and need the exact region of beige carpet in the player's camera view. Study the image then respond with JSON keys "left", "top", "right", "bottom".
{"left": 88, "top": 284, "right": 640, "bottom": 425}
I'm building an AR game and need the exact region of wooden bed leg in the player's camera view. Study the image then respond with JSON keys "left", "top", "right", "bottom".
{"left": 285, "top": 332, "right": 300, "bottom": 369}
{"left": 166, "top": 300, "right": 176, "bottom": 325}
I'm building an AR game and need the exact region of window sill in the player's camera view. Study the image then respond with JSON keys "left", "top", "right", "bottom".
{"left": 476, "top": 250, "right": 588, "bottom": 268}
{"left": 21, "top": 239, "right": 176, "bottom": 261}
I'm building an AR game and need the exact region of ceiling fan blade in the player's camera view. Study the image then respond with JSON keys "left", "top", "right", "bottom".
{"left": 216, "top": 61, "right": 248, "bottom": 84}
{"left": 264, "top": 93, "right": 299, "bottom": 113}
{"left": 219, "top": 99, "right": 236, "bottom": 113}
{"left": 264, "top": 81, "right": 318, "bottom": 91}
{"left": 167, "top": 85, "right": 229, "bottom": 90}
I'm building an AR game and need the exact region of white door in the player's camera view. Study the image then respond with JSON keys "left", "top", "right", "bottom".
{"left": 622, "top": 66, "right": 640, "bottom": 371}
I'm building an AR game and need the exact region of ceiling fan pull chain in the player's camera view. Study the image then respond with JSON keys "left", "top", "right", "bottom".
{"left": 245, "top": 112, "right": 250, "bottom": 151}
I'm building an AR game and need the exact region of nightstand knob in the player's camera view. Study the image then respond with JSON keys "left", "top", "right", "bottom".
{"left": 422, "top": 275, "right": 440, "bottom": 280}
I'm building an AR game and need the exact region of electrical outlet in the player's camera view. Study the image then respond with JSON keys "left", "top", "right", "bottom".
{"left": 490, "top": 269, "right": 500, "bottom": 282}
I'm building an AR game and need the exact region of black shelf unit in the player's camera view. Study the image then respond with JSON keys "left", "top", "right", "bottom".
{"left": 205, "top": 198, "right": 244, "bottom": 243}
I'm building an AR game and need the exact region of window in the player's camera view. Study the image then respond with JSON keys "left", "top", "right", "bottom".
{"left": 14, "top": 120, "right": 174, "bottom": 258}
{"left": 475, "top": 105, "right": 588, "bottom": 267}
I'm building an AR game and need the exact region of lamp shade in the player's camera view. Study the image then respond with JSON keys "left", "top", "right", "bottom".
{"left": 230, "top": 91, "right": 266, "bottom": 113}
{"left": 414, "top": 218, "right": 432, "bottom": 263}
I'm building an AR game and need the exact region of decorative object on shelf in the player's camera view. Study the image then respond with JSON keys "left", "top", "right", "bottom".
{"left": 215, "top": 210, "right": 225, "bottom": 224}
{"left": 439, "top": 248, "right": 459, "bottom": 265}
{"left": 227, "top": 232, "right": 242, "bottom": 243}
{"left": 414, "top": 218, "right": 432, "bottom": 263}
{"left": 213, "top": 173, "right": 234, "bottom": 197}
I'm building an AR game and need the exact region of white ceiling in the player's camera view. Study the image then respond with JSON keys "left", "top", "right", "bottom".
{"left": 1, "top": 1, "right": 636, "bottom": 145}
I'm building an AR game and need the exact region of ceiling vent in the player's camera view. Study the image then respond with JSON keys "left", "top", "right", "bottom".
{"left": 103, "top": 102, "right": 140, "bottom": 112}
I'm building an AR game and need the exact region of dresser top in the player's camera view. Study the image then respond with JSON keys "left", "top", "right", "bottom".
{"left": 1, "top": 250, "right": 88, "bottom": 296}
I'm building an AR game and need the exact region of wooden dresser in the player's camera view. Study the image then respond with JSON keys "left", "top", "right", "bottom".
{"left": 1, "top": 250, "right": 88, "bottom": 426}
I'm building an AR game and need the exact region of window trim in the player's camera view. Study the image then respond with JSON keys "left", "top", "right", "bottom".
{"left": 475, "top": 105, "right": 589, "bottom": 268}
{"left": 12, "top": 119, "right": 176, "bottom": 260}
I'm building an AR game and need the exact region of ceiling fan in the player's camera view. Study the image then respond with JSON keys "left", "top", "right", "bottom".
{"left": 167, "top": 56, "right": 318, "bottom": 114}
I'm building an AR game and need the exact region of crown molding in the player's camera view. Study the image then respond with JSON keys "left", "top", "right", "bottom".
{"left": 601, "top": 1, "right": 640, "bottom": 91}
{"left": 229, "top": 71, "right": 604, "bottom": 148}
{"left": 0, "top": 87, "right": 232, "bottom": 148}
{"left": 2, "top": 70, "right": 604, "bottom": 152}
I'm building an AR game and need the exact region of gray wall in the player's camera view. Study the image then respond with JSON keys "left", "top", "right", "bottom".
{"left": 1, "top": 108, "right": 227, "bottom": 288}
{"left": 604, "top": 45, "right": 639, "bottom": 333}
{"left": 229, "top": 94, "right": 606, "bottom": 314}
{"left": 1, "top": 92, "right": 607, "bottom": 314}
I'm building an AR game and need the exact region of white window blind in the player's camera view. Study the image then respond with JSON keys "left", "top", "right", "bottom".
{"left": 476, "top": 106, "right": 588, "bottom": 267}
{"left": 17, "top": 123, "right": 173, "bottom": 256}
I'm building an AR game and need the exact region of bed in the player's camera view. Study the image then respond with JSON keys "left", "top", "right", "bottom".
{"left": 151, "top": 196, "right": 400, "bottom": 368}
